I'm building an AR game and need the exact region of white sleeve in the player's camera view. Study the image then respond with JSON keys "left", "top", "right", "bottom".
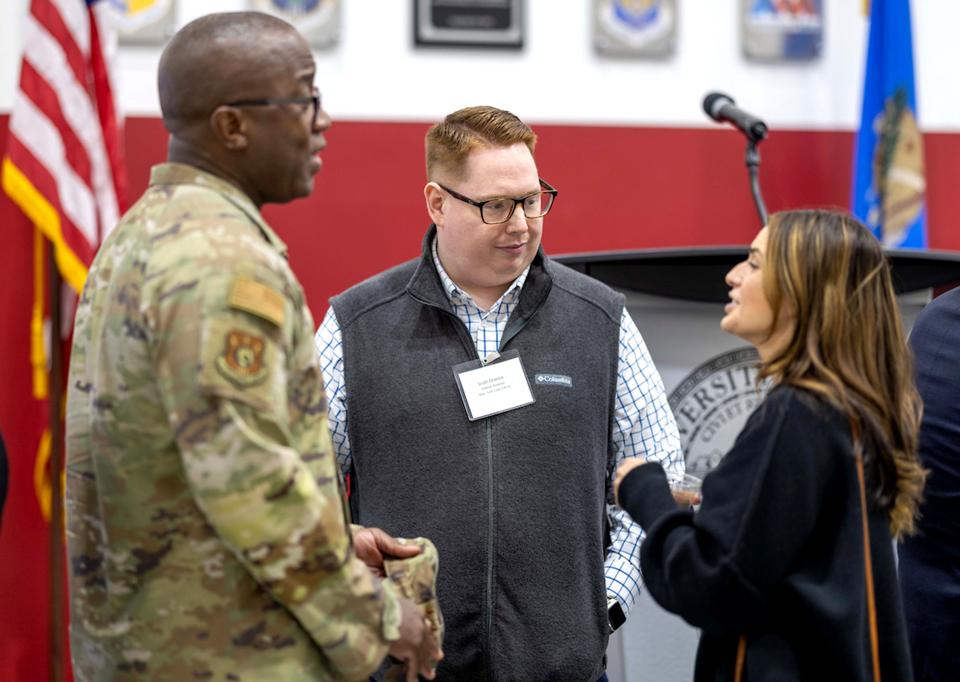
{"left": 314, "top": 306, "right": 352, "bottom": 476}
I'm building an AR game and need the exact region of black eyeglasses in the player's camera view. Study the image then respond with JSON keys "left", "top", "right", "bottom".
{"left": 225, "top": 88, "right": 322, "bottom": 127}
{"left": 437, "top": 178, "right": 558, "bottom": 225}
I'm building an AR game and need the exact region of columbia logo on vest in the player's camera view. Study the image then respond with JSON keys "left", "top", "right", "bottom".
{"left": 535, "top": 373, "right": 573, "bottom": 387}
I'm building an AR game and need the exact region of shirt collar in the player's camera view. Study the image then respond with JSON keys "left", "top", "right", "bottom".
{"left": 148, "top": 162, "right": 288, "bottom": 257}
{"left": 430, "top": 236, "right": 529, "bottom": 311}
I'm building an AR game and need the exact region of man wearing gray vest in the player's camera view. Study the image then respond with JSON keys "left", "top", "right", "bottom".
{"left": 314, "top": 106, "right": 683, "bottom": 680}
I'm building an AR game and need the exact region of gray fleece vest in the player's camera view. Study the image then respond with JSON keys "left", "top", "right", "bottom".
{"left": 331, "top": 227, "right": 623, "bottom": 681}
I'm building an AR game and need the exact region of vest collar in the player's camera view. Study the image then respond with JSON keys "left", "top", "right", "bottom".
{"left": 406, "top": 225, "right": 553, "bottom": 330}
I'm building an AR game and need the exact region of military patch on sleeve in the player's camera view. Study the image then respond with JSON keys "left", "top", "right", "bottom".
{"left": 227, "top": 277, "right": 286, "bottom": 327}
{"left": 216, "top": 330, "right": 269, "bottom": 386}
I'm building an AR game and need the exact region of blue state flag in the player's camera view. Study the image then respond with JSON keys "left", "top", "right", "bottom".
{"left": 851, "top": 0, "right": 926, "bottom": 248}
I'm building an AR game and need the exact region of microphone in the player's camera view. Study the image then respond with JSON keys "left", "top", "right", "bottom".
{"left": 702, "top": 92, "right": 768, "bottom": 143}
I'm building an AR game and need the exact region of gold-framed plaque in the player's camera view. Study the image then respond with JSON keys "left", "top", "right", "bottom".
{"left": 250, "top": 0, "right": 341, "bottom": 49}
{"left": 105, "top": 0, "right": 177, "bottom": 45}
{"left": 594, "top": 0, "right": 678, "bottom": 58}
{"left": 414, "top": 0, "right": 523, "bottom": 49}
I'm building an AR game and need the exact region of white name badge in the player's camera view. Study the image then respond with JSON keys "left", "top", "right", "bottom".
{"left": 452, "top": 349, "right": 535, "bottom": 421}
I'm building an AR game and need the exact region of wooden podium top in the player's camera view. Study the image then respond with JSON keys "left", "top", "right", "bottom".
{"left": 554, "top": 247, "right": 960, "bottom": 303}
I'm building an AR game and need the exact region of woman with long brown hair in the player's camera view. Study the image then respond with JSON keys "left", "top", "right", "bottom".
{"left": 614, "top": 209, "right": 925, "bottom": 681}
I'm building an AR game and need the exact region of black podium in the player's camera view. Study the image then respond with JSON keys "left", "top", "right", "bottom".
{"left": 558, "top": 246, "right": 960, "bottom": 303}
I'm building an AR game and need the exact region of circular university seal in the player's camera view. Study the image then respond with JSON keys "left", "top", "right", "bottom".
{"left": 668, "top": 347, "right": 765, "bottom": 478}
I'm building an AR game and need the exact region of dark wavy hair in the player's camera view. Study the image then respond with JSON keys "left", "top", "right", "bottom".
{"left": 759, "top": 209, "right": 925, "bottom": 538}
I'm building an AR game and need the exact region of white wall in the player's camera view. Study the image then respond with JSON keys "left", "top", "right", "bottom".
{"left": 3, "top": 1, "right": 960, "bottom": 130}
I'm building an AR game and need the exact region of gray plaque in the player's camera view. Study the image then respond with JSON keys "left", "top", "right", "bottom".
{"left": 251, "top": 0, "right": 341, "bottom": 49}
{"left": 415, "top": 0, "right": 523, "bottom": 49}
{"left": 594, "top": 0, "right": 677, "bottom": 58}
{"left": 105, "top": 0, "right": 177, "bottom": 46}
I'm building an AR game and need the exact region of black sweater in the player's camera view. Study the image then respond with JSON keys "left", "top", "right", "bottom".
{"left": 619, "top": 386, "right": 913, "bottom": 681}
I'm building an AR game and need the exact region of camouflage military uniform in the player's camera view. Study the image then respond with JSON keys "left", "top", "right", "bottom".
{"left": 65, "top": 163, "right": 400, "bottom": 681}
{"left": 383, "top": 538, "right": 444, "bottom": 682}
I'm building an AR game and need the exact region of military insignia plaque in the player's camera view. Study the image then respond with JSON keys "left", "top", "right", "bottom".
{"left": 250, "top": 0, "right": 341, "bottom": 48}
{"left": 742, "top": 0, "right": 824, "bottom": 61}
{"left": 105, "top": 0, "right": 177, "bottom": 45}
{"left": 414, "top": 0, "right": 523, "bottom": 49}
{"left": 593, "top": 0, "right": 677, "bottom": 58}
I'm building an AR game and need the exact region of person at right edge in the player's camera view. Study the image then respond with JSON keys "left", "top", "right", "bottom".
{"left": 614, "top": 209, "right": 925, "bottom": 681}
{"left": 898, "top": 284, "right": 960, "bottom": 682}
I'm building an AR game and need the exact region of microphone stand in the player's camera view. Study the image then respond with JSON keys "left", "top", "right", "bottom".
{"left": 745, "top": 139, "right": 768, "bottom": 227}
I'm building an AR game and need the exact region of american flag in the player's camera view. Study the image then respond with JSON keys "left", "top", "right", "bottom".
{"left": 0, "top": 4, "right": 126, "bottom": 677}
{"left": 2, "top": 0, "right": 126, "bottom": 296}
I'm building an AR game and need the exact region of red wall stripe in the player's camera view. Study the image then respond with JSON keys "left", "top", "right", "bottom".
{"left": 5, "top": 114, "right": 959, "bottom": 319}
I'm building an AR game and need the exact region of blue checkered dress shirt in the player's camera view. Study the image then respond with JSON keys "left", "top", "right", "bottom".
{"left": 314, "top": 239, "right": 683, "bottom": 616}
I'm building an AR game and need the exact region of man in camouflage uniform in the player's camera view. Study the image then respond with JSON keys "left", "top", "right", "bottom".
{"left": 65, "top": 12, "right": 440, "bottom": 681}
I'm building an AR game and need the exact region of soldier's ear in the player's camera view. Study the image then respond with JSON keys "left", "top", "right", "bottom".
{"left": 210, "top": 106, "right": 249, "bottom": 151}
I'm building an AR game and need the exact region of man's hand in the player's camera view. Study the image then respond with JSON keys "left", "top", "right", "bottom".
{"left": 671, "top": 489, "right": 702, "bottom": 507}
{"left": 354, "top": 527, "right": 421, "bottom": 578}
{"left": 613, "top": 456, "right": 647, "bottom": 506}
{"left": 389, "top": 597, "right": 443, "bottom": 681}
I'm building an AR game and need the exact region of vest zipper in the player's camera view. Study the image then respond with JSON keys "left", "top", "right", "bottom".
{"left": 499, "top": 315, "right": 529, "bottom": 351}
{"left": 485, "top": 417, "right": 495, "bottom": 681}
{"left": 409, "top": 292, "right": 499, "bottom": 676}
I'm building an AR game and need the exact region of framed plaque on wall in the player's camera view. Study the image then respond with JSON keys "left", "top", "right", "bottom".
{"left": 741, "top": 0, "right": 824, "bottom": 61}
{"left": 593, "top": 0, "right": 678, "bottom": 58}
{"left": 414, "top": 0, "right": 523, "bottom": 49}
{"left": 105, "top": 0, "right": 177, "bottom": 45}
{"left": 250, "top": 0, "right": 341, "bottom": 49}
